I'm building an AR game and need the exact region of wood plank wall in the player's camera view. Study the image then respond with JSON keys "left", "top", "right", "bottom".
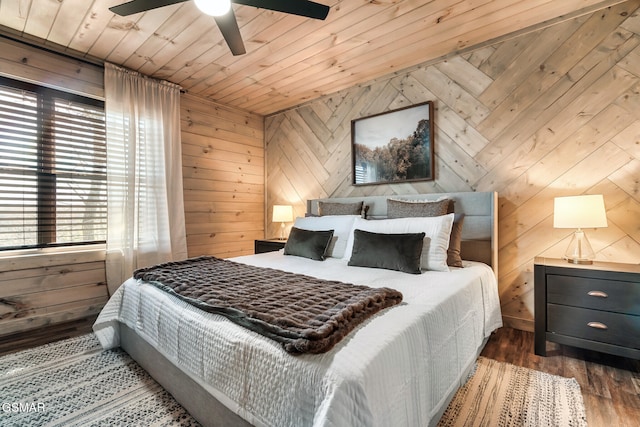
{"left": 0, "top": 36, "right": 264, "bottom": 338}
{"left": 0, "top": 250, "right": 109, "bottom": 336}
{"left": 265, "top": 2, "right": 640, "bottom": 331}
{"left": 181, "top": 93, "right": 265, "bottom": 259}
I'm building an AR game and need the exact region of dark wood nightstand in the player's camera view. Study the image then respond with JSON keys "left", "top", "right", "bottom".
{"left": 534, "top": 257, "right": 640, "bottom": 359}
{"left": 254, "top": 239, "right": 287, "bottom": 254}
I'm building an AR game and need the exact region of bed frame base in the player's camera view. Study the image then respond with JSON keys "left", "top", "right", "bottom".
{"left": 120, "top": 324, "right": 252, "bottom": 427}
{"left": 120, "top": 323, "right": 487, "bottom": 427}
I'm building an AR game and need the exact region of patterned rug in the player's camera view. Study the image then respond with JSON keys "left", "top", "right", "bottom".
{"left": 0, "top": 334, "right": 198, "bottom": 426}
{"left": 438, "top": 356, "right": 588, "bottom": 427}
{"left": 0, "top": 334, "right": 587, "bottom": 426}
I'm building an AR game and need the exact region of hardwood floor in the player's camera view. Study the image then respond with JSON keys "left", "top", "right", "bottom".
{"left": 481, "top": 327, "right": 640, "bottom": 427}
{"left": 1, "top": 323, "right": 638, "bottom": 426}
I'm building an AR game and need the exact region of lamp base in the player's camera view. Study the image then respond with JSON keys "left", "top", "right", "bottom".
{"left": 564, "top": 257, "right": 593, "bottom": 265}
{"left": 563, "top": 229, "right": 595, "bottom": 265}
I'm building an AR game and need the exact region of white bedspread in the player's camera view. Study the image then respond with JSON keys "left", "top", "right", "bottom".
{"left": 93, "top": 252, "right": 502, "bottom": 427}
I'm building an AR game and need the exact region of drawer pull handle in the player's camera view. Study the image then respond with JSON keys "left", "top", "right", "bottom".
{"left": 587, "top": 322, "right": 608, "bottom": 330}
{"left": 587, "top": 290, "right": 608, "bottom": 298}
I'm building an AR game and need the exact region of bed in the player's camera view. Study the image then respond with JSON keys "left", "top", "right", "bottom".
{"left": 93, "top": 191, "right": 502, "bottom": 427}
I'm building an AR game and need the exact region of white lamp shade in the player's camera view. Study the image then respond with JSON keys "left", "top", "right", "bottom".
{"left": 553, "top": 195, "right": 607, "bottom": 229}
{"left": 272, "top": 205, "right": 293, "bottom": 223}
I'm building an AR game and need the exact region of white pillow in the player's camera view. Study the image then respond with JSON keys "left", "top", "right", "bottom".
{"left": 343, "top": 215, "right": 454, "bottom": 272}
{"left": 293, "top": 215, "right": 358, "bottom": 258}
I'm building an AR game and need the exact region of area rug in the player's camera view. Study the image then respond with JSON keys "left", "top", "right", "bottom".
{"left": 0, "top": 334, "right": 198, "bottom": 426}
{"left": 0, "top": 334, "right": 587, "bottom": 426}
{"left": 438, "top": 356, "right": 588, "bottom": 427}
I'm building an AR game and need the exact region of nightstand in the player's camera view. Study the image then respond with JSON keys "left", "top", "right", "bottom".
{"left": 534, "top": 257, "right": 640, "bottom": 359}
{"left": 254, "top": 239, "right": 287, "bottom": 254}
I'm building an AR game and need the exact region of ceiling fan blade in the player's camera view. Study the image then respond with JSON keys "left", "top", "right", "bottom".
{"left": 233, "top": 0, "right": 329, "bottom": 20}
{"left": 214, "top": 11, "right": 246, "bottom": 56}
{"left": 109, "top": 0, "right": 188, "bottom": 16}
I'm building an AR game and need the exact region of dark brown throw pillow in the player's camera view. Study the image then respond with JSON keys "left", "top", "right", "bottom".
{"left": 447, "top": 213, "right": 465, "bottom": 268}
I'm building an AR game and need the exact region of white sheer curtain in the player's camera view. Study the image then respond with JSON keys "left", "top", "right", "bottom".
{"left": 104, "top": 63, "right": 187, "bottom": 296}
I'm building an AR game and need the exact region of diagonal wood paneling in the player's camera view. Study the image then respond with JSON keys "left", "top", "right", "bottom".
{"left": 265, "top": 1, "right": 640, "bottom": 331}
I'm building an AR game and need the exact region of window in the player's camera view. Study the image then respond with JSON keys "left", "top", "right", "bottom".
{"left": 0, "top": 76, "right": 107, "bottom": 250}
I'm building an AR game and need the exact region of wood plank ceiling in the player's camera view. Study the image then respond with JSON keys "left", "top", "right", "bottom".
{"left": 0, "top": 0, "right": 630, "bottom": 116}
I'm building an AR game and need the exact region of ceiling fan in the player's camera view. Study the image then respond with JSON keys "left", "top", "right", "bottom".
{"left": 109, "top": 0, "right": 330, "bottom": 56}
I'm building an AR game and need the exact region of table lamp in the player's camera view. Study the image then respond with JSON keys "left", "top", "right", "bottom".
{"left": 553, "top": 195, "right": 607, "bottom": 265}
{"left": 272, "top": 205, "right": 293, "bottom": 240}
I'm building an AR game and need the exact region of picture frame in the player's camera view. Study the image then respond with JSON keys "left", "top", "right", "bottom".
{"left": 351, "top": 101, "right": 434, "bottom": 186}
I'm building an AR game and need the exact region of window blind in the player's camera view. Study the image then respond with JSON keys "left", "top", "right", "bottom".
{"left": 0, "top": 76, "right": 107, "bottom": 250}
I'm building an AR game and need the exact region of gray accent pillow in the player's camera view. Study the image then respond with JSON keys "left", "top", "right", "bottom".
{"left": 318, "top": 201, "right": 363, "bottom": 216}
{"left": 284, "top": 227, "right": 334, "bottom": 261}
{"left": 348, "top": 229, "right": 425, "bottom": 274}
{"left": 387, "top": 198, "right": 450, "bottom": 218}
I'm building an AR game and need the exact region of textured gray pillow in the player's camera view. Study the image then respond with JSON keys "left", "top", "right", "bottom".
{"left": 318, "top": 201, "right": 363, "bottom": 216}
{"left": 348, "top": 229, "right": 425, "bottom": 274}
{"left": 386, "top": 198, "right": 450, "bottom": 218}
{"left": 284, "top": 227, "right": 334, "bottom": 261}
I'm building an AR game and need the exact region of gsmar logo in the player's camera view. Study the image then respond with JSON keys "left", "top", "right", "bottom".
{"left": 2, "top": 402, "right": 46, "bottom": 413}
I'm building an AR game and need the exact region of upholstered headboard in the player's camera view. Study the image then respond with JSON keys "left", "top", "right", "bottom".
{"left": 307, "top": 191, "right": 498, "bottom": 276}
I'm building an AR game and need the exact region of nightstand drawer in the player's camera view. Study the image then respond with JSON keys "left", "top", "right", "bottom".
{"left": 548, "top": 304, "right": 640, "bottom": 349}
{"left": 547, "top": 274, "right": 640, "bottom": 315}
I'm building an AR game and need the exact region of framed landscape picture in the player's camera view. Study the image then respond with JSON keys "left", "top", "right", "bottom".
{"left": 351, "top": 101, "right": 434, "bottom": 186}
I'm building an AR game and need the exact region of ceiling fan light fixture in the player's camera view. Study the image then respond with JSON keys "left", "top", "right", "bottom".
{"left": 109, "top": 0, "right": 329, "bottom": 56}
{"left": 194, "top": 0, "right": 231, "bottom": 16}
